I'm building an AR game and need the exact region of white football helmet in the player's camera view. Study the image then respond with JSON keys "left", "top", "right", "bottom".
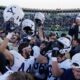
{"left": 34, "top": 12, "right": 45, "bottom": 24}
{"left": 57, "top": 37, "right": 71, "bottom": 54}
{"left": 3, "top": 5, "right": 24, "bottom": 26}
{"left": 22, "top": 19, "right": 35, "bottom": 35}
{"left": 71, "top": 53, "right": 80, "bottom": 68}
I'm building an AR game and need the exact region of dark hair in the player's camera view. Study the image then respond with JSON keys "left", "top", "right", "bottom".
{"left": 49, "top": 32, "right": 56, "bottom": 37}
{"left": 18, "top": 42, "right": 29, "bottom": 55}
{"left": 40, "top": 41, "right": 49, "bottom": 55}
{"left": 73, "top": 38, "right": 80, "bottom": 44}
{"left": 15, "top": 32, "right": 21, "bottom": 41}
{"left": 41, "top": 41, "right": 48, "bottom": 46}
{"left": 61, "top": 33, "right": 66, "bottom": 37}
{"left": 8, "top": 72, "right": 34, "bottom": 80}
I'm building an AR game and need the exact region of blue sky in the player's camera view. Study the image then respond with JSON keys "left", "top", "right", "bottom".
{"left": 0, "top": 0, "right": 80, "bottom": 9}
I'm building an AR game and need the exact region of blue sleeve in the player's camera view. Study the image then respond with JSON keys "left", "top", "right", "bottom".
{"left": 60, "top": 69, "right": 72, "bottom": 80}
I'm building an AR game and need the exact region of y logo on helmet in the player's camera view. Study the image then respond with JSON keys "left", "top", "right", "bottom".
{"left": 7, "top": 6, "right": 16, "bottom": 15}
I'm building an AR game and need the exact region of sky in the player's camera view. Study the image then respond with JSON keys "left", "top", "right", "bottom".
{"left": 0, "top": 0, "right": 80, "bottom": 9}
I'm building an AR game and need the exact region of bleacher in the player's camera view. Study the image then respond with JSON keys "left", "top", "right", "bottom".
{"left": 0, "top": 6, "right": 80, "bottom": 35}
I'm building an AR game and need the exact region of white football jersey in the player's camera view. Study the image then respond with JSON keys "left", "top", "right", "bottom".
{"left": 18, "top": 56, "right": 35, "bottom": 72}
{"left": 58, "top": 59, "right": 71, "bottom": 69}
{"left": 9, "top": 50, "right": 35, "bottom": 72}
{"left": 9, "top": 50, "right": 25, "bottom": 71}
{"left": 32, "top": 58, "right": 49, "bottom": 80}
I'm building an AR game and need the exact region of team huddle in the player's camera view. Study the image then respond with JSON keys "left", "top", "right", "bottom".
{"left": 0, "top": 5, "right": 80, "bottom": 80}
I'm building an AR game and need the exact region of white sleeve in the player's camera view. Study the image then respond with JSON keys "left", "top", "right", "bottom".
{"left": 58, "top": 59, "right": 71, "bottom": 69}
{"left": 0, "top": 70, "right": 13, "bottom": 80}
{"left": 32, "top": 46, "right": 40, "bottom": 57}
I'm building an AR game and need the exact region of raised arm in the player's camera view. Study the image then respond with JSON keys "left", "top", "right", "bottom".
{"left": 51, "top": 57, "right": 64, "bottom": 77}
{"left": 0, "top": 33, "right": 14, "bottom": 65}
